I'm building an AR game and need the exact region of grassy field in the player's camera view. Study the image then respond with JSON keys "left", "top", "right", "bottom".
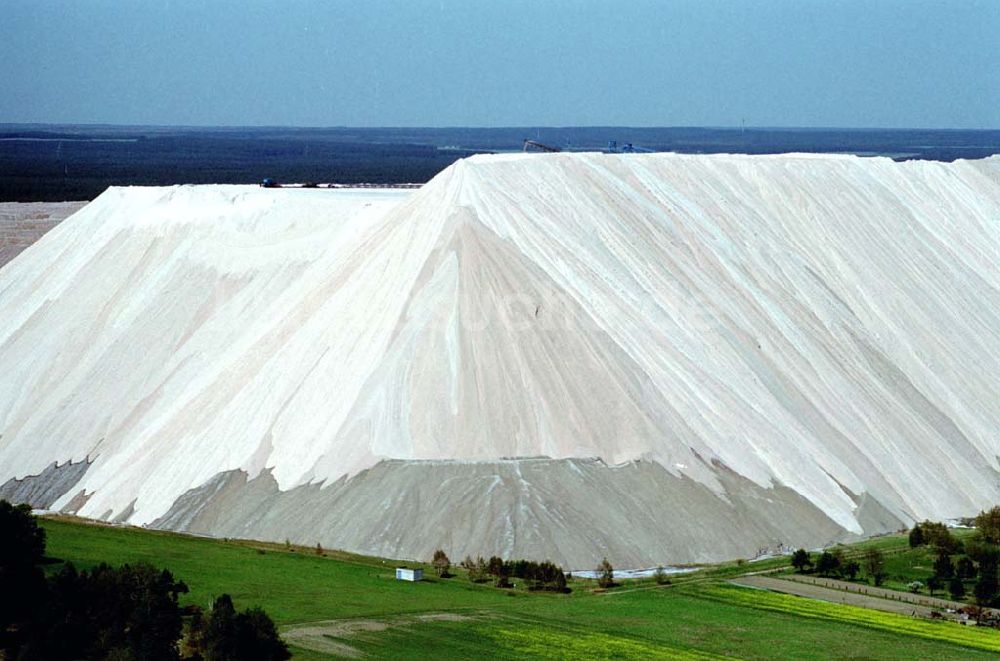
{"left": 40, "top": 518, "right": 1000, "bottom": 660}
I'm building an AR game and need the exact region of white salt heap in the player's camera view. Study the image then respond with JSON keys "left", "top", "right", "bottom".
{"left": 1, "top": 152, "right": 998, "bottom": 565}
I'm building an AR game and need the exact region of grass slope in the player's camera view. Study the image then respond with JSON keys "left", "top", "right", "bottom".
{"left": 40, "top": 518, "right": 1000, "bottom": 660}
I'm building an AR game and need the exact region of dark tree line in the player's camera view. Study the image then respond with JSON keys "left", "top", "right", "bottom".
{"left": 790, "top": 547, "right": 876, "bottom": 584}
{"left": 459, "top": 554, "right": 570, "bottom": 592}
{"left": 0, "top": 500, "right": 289, "bottom": 660}
{"left": 19, "top": 561, "right": 189, "bottom": 659}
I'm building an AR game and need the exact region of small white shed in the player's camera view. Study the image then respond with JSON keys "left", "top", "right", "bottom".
{"left": 395, "top": 567, "right": 423, "bottom": 582}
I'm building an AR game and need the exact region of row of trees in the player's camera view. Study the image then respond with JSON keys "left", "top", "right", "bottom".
{"left": 435, "top": 549, "right": 626, "bottom": 591}
{"left": 431, "top": 549, "right": 571, "bottom": 592}
{"left": 0, "top": 500, "right": 289, "bottom": 660}
{"left": 791, "top": 547, "right": 864, "bottom": 581}
{"left": 461, "top": 554, "right": 570, "bottom": 592}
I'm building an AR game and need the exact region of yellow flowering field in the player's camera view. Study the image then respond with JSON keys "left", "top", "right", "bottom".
{"left": 699, "top": 584, "right": 1000, "bottom": 653}
{"left": 488, "top": 626, "right": 731, "bottom": 660}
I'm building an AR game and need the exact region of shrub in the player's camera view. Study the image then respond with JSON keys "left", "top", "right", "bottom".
{"left": 975, "top": 506, "right": 1000, "bottom": 545}
{"left": 974, "top": 571, "right": 999, "bottom": 606}
{"left": 816, "top": 551, "right": 841, "bottom": 577}
{"left": 957, "top": 557, "right": 977, "bottom": 580}
{"left": 949, "top": 576, "right": 966, "bottom": 601}
{"left": 933, "top": 551, "right": 955, "bottom": 579}
{"left": 791, "top": 549, "right": 812, "bottom": 573}
{"left": 920, "top": 521, "right": 961, "bottom": 553}
{"left": 432, "top": 549, "right": 451, "bottom": 578}
{"left": 463, "top": 556, "right": 489, "bottom": 583}
{"left": 201, "top": 594, "right": 290, "bottom": 661}
{"left": 597, "top": 558, "right": 615, "bottom": 589}
{"left": 864, "top": 548, "right": 886, "bottom": 586}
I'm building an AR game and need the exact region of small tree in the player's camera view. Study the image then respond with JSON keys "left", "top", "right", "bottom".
{"left": 957, "top": 557, "right": 978, "bottom": 580}
{"left": 475, "top": 557, "right": 489, "bottom": 582}
{"left": 597, "top": 558, "right": 615, "bottom": 588}
{"left": 553, "top": 570, "right": 568, "bottom": 593}
{"left": 816, "top": 551, "right": 840, "bottom": 577}
{"left": 203, "top": 594, "right": 290, "bottom": 661}
{"left": 949, "top": 576, "right": 966, "bottom": 601}
{"left": 181, "top": 607, "right": 209, "bottom": 659}
{"left": 920, "top": 521, "right": 961, "bottom": 554}
{"left": 974, "top": 506, "right": 1000, "bottom": 545}
{"left": 908, "top": 524, "right": 925, "bottom": 548}
{"left": 974, "top": 571, "right": 998, "bottom": 606}
{"left": 864, "top": 548, "right": 886, "bottom": 586}
{"left": 653, "top": 566, "right": 669, "bottom": 585}
{"left": 432, "top": 549, "right": 451, "bottom": 578}
{"left": 485, "top": 556, "right": 512, "bottom": 587}
{"left": 234, "top": 607, "right": 291, "bottom": 660}
{"left": 487, "top": 556, "right": 504, "bottom": 578}
{"left": 906, "top": 581, "right": 923, "bottom": 594}
{"left": 790, "top": 549, "right": 812, "bottom": 573}
{"left": 315, "top": 543, "right": 323, "bottom": 556}
{"left": 966, "top": 539, "right": 999, "bottom": 577}
{"left": 933, "top": 551, "right": 955, "bottom": 579}
{"left": 926, "top": 575, "right": 941, "bottom": 595}
{"left": 842, "top": 560, "right": 860, "bottom": 581}
{"left": 462, "top": 556, "right": 480, "bottom": 582}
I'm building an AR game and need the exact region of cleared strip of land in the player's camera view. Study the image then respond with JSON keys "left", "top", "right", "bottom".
{"left": 779, "top": 574, "right": 983, "bottom": 613}
{"left": 732, "top": 575, "right": 947, "bottom": 619}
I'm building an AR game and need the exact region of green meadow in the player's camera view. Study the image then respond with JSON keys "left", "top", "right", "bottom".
{"left": 40, "top": 518, "right": 1000, "bottom": 660}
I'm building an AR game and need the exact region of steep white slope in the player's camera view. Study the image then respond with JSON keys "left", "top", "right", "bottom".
{"left": 0, "top": 184, "right": 424, "bottom": 518}
{"left": 1, "top": 153, "right": 999, "bottom": 564}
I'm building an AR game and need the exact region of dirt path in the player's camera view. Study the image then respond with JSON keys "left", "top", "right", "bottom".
{"left": 282, "top": 612, "right": 478, "bottom": 657}
{"left": 731, "top": 575, "right": 954, "bottom": 619}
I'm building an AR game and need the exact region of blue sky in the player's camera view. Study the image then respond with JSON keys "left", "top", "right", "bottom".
{"left": 2, "top": 0, "right": 998, "bottom": 128}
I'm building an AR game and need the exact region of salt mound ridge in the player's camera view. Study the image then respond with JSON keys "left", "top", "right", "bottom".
{"left": 2, "top": 153, "right": 999, "bottom": 566}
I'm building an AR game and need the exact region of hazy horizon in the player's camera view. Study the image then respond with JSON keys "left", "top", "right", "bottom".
{"left": 3, "top": 1, "right": 998, "bottom": 130}
{"left": 4, "top": 122, "right": 1000, "bottom": 132}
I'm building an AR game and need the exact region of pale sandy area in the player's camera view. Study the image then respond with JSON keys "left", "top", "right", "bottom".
{"left": 0, "top": 201, "right": 87, "bottom": 268}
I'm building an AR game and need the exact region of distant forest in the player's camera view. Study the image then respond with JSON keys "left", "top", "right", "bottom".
{"left": 2, "top": 125, "right": 999, "bottom": 202}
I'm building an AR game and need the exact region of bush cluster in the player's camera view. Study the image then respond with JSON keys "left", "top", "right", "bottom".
{"left": 459, "top": 555, "right": 569, "bottom": 592}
